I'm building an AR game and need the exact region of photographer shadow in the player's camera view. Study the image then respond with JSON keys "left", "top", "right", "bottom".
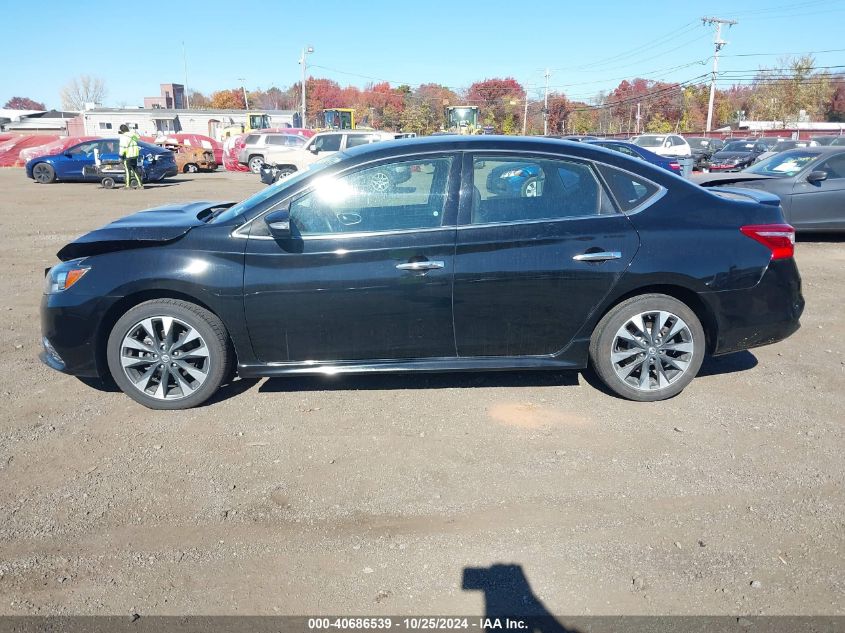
{"left": 463, "top": 564, "right": 581, "bottom": 633}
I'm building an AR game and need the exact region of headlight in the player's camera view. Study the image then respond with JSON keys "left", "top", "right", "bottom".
{"left": 500, "top": 169, "right": 526, "bottom": 178}
{"left": 45, "top": 260, "right": 90, "bottom": 294}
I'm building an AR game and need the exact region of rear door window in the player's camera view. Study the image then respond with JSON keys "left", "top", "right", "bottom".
{"left": 345, "top": 134, "right": 373, "bottom": 148}
{"left": 596, "top": 164, "right": 662, "bottom": 212}
{"left": 312, "top": 134, "right": 342, "bottom": 152}
{"left": 469, "top": 155, "right": 615, "bottom": 224}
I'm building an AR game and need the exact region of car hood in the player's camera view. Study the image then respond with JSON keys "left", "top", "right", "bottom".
{"left": 691, "top": 172, "right": 776, "bottom": 187}
{"left": 56, "top": 200, "right": 234, "bottom": 261}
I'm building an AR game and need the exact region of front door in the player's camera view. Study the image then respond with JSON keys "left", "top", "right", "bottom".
{"left": 453, "top": 152, "right": 641, "bottom": 357}
{"left": 790, "top": 153, "right": 845, "bottom": 231}
{"left": 243, "top": 154, "right": 460, "bottom": 362}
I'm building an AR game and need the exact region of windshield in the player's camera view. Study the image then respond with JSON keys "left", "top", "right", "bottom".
{"left": 722, "top": 141, "right": 757, "bottom": 152}
{"left": 745, "top": 150, "right": 818, "bottom": 177}
{"left": 633, "top": 136, "right": 664, "bottom": 147}
{"left": 686, "top": 138, "right": 709, "bottom": 148}
{"left": 210, "top": 152, "right": 348, "bottom": 224}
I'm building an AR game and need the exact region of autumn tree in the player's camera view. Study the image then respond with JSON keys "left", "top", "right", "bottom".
{"left": 545, "top": 93, "right": 571, "bottom": 135}
{"left": 210, "top": 89, "right": 246, "bottom": 109}
{"left": 4, "top": 96, "right": 46, "bottom": 110}
{"left": 749, "top": 56, "right": 834, "bottom": 125}
{"left": 827, "top": 76, "right": 845, "bottom": 121}
{"left": 188, "top": 90, "right": 210, "bottom": 108}
{"left": 466, "top": 77, "right": 525, "bottom": 132}
{"left": 60, "top": 75, "right": 107, "bottom": 110}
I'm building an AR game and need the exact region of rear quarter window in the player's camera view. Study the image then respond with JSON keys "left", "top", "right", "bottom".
{"left": 596, "top": 164, "right": 662, "bottom": 212}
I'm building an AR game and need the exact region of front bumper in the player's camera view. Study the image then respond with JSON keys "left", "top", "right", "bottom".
{"left": 704, "top": 258, "right": 804, "bottom": 356}
{"left": 40, "top": 292, "right": 107, "bottom": 378}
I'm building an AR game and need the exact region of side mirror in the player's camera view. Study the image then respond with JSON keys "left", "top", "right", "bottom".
{"left": 264, "top": 208, "right": 291, "bottom": 238}
{"left": 807, "top": 170, "right": 828, "bottom": 184}
{"left": 309, "top": 146, "right": 320, "bottom": 154}
{"left": 64, "top": 152, "right": 73, "bottom": 158}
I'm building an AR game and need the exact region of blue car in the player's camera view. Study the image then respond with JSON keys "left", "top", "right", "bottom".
{"left": 25, "top": 138, "right": 178, "bottom": 184}
{"left": 585, "top": 139, "right": 682, "bottom": 174}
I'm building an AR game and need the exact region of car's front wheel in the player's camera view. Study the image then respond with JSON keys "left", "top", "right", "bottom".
{"left": 248, "top": 155, "right": 264, "bottom": 173}
{"left": 106, "top": 299, "right": 233, "bottom": 410}
{"left": 33, "top": 163, "right": 56, "bottom": 184}
{"left": 589, "top": 294, "right": 705, "bottom": 401}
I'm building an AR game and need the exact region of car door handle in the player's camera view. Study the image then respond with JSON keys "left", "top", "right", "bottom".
{"left": 572, "top": 251, "right": 622, "bottom": 262}
{"left": 396, "top": 260, "right": 445, "bottom": 271}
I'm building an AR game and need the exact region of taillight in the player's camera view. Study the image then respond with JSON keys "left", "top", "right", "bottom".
{"left": 669, "top": 162, "right": 681, "bottom": 171}
{"left": 740, "top": 224, "right": 795, "bottom": 260}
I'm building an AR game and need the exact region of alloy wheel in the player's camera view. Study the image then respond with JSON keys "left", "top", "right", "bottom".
{"left": 119, "top": 316, "right": 210, "bottom": 400}
{"left": 33, "top": 163, "right": 54, "bottom": 183}
{"left": 368, "top": 171, "right": 391, "bottom": 193}
{"left": 610, "top": 310, "right": 694, "bottom": 391}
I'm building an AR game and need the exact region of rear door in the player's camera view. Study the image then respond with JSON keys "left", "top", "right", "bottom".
{"left": 452, "top": 152, "right": 641, "bottom": 357}
{"left": 790, "top": 152, "right": 845, "bottom": 230}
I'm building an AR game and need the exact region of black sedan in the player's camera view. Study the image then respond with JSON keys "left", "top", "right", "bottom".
{"left": 708, "top": 139, "right": 769, "bottom": 171}
{"left": 693, "top": 147, "right": 845, "bottom": 232}
{"left": 41, "top": 136, "right": 804, "bottom": 409}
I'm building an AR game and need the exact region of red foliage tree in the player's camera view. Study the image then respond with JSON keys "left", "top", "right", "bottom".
{"left": 4, "top": 96, "right": 46, "bottom": 110}
{"left": 465, "top": 77, "right": 525, "bottom": 131}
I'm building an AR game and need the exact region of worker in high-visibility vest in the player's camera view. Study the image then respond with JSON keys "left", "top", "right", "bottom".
{"left": 118, "top": 124, "right": 143, "bottom": 189}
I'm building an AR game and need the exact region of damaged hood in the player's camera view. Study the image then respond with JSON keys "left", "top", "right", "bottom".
{"left": 57, "top": 201, "right": 234, "bottom": 261}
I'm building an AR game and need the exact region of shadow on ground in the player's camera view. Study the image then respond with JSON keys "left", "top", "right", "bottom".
{"left": 463, "top": 563, "right": 580, "bottom": 632}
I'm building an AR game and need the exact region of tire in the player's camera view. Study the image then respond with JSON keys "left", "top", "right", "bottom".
{"left": 106, "top": 299, "right": 233, "bottom": 410}
{"left": 275, "top": 167, "right": 296, "bottom": 181}
{"left": 248, "top": 155, "right": 264, "bottom": 173}
{"left": 207, "top": 162, "right": 218, "bottom": 171}
{"left": 101, "top": 177, "right": 115, "bottom": 189}
{"left": 183, "top": 163, "right": 199, "bottom": 173}
{"left": 589, "top": 294, "right": 705, "bottom": 402}
{"left": 33, "top": 163, "right": 56, "bottom": 184}
{"left": 521, "top": 176, "right": 541, "bottom": 197}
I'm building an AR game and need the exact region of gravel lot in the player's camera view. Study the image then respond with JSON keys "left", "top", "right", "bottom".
{"left": 0, "top": 168, "right": 842, "bottom": 616}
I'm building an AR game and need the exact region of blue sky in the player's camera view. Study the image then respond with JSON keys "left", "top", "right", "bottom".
{"left": 3, "top": 0, "right": 844, "bottom": 109}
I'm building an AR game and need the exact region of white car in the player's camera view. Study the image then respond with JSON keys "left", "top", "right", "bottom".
{"left": 631, "top": 134, "right": 691, "bottom": 157}
{"left": 261, "top": 130, "right": 410, "bottom": 180}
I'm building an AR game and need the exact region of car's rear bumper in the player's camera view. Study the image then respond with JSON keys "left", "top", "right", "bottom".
{"left": 703, "top": 258, "right": 804, "bottom": 356}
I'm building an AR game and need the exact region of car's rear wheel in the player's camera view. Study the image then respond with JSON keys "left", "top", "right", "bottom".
{"left": 248, "top": 155, "right": 264, "bottom": 173}
{"left": 33, "top": 163, "right": 56, "bottom": 184}
{"left": 106, "top": 299, "right": 233, "bottom": 410}
{"left": 589, "top": 294, "right": 704, "bottom": 401}
{"left": 183, "top": 163, "right": 199, "bottom": 173}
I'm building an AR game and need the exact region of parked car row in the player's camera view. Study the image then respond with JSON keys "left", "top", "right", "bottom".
{"left": 255, "top": 130, "right": 416, "bottom": 185}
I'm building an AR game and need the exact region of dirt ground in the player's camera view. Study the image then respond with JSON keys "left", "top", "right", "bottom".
{"left": 0, "top": 168, "right": 842, "bottom": 617}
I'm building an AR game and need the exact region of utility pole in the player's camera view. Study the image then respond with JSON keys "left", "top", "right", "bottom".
{"left": 543, "top": 68, "right": 551, "bottom": 136}
{"left": 182, "top": 41, "right": 190, "bottom": 109}
{"left": 238, "top": 78, "right": 249, "bottom": 110}
{"left": 522, "top": 88, "right": 530, "bottom": 135}
{"left": 299, "top": 46, "right": 314, "bottom": 128}
{"left": 702, "top": 16, "right": 737, "bottom": 134}
{"left": 635, "top": 102, "right": 641, "bottom": 134}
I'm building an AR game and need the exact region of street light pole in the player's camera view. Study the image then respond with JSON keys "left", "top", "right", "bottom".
{"left": 299, "top": 46, "right": 314, "bottom": 128}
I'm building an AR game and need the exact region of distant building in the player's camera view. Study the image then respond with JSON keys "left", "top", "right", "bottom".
{"left": 144, "top": 83, "right": 186, "bottom": 109}
{"left": 0, "top": 109, "right": 78, "bottom": 135}
{"left": 76, "top": 108, "right": 295, "bottom": 139}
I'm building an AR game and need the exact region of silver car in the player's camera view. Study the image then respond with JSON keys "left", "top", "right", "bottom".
{"left": 238, "top": 133, "right": 308, "bottom": 173}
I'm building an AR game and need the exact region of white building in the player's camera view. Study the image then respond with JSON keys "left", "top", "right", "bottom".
{"left": 77, "top": 108, "right": 296, "bottom": 140}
